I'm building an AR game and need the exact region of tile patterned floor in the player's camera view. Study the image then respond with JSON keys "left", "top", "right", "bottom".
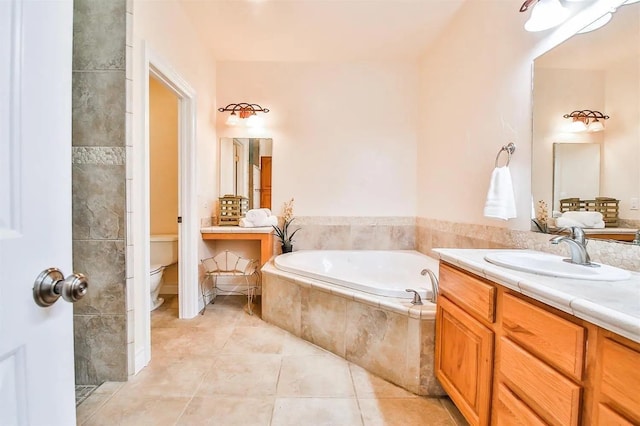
{"left": 77, "top": 295, "right": 467, "bottom": 426}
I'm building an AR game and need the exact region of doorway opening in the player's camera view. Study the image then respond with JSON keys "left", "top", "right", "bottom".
{"left": 148, "top": 75, "right": 180, "bottom": 315}
{"left": 133, "top": 44, "right": 199, "bottom": 374}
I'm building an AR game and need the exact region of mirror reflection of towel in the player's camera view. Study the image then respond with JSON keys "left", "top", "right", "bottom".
{"left": 556, "top": 211, "right": 605, "bottom": 229}
{"left": 483, "top": 166, "right": 517, "bottom": 220}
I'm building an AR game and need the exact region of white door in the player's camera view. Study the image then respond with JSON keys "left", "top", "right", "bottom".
{"left": 0, "top": 1, "right": 78, "bottom": 425}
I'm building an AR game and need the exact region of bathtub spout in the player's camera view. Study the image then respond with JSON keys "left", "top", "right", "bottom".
{"left": 420, "top": 268, "right": 439, "bottom": 303}
{"left": 405, "top": 289, "right": 423, "bottom": 305}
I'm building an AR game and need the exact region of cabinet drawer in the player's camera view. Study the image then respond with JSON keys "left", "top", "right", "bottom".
{"left": 499, "top": 337, "right": 581, "bottom": 426}
{"left": 439, "top": 264, "right": 496, "bottom": 324}
{"left": 597, "top": 404, "right": 635, "bottom": 426}
{"left": 502, "top": 293, "right": 585, "bottom": 380}
{"left": 600, "top": 338, "right": 640, "bottom": 422}
{"left": 494, "top": 383, "right": 546, "bottom": 426}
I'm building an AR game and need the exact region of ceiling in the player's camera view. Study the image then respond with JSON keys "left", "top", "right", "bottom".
{"left": 180, "top": 0, "right": 466, "bottom": 62}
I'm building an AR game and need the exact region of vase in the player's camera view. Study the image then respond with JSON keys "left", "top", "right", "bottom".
{"left": 281, "top": 242, "right": 293, "bottom": 253}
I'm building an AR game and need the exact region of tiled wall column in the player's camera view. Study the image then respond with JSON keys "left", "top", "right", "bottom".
{"left": 72, "top": 0, "right": 128, "bottom": 384}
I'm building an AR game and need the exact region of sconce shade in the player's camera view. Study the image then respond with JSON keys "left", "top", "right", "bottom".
{"left": 225, "top": 112, "right": 240, "bottom": 126}
{"left": 219, "top": 103, "right": 269, "bottom": 128}
{"left": 563, "top": 110, "right": 609, "bottom": 133}
{"left": 566, "top": 118, "right": 588, "bottom": 132}
{"left": 522, "top": 0, "right": 570, "bottom": 32}
{"left": 588, "top": 119, "right": 605, "bottom": 132}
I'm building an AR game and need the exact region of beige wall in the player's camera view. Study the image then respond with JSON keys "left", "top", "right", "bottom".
{"left": 532, "top": 68, "right": 605, "bottom": 212}
{"left": 216, "top": 62, "right": 418, "bottom": 217}
{"left": 149, "top": 77, "right": 179, "bottom": 234}
{"left": 604, "top": 56, "right": 640, "bottom": 221}
{"left": 417, "top": 1, "right": 540, "bottom": 231}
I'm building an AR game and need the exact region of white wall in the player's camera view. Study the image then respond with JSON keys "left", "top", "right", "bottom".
{"left": 131, "top": 0, "right": 218, "bottom": 371}
{"left": 216, "top": 62, "right": 418, "bottom": 217}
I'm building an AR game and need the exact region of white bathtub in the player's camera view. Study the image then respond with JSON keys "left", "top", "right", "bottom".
{"left": 273, "top": 250, "right": 439, "bottom": 300}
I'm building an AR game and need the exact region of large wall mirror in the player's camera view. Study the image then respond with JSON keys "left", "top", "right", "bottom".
{"left": 219, "top": 138, "right": 273, "bottom": 210}
{"left": 531, "top": 2, "right": 640, "bottom": 243}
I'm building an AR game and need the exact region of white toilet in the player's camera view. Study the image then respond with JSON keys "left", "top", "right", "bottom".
{"left": 150, "top": 234, "right": 178, "bottom": 311}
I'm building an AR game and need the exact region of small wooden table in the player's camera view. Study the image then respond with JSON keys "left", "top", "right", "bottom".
{"left": 200, "top": 226, "right": 274, "bottom": 266}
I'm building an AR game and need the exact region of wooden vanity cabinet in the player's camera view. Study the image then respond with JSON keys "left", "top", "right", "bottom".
{"left": 436, "top": 262, "right": 640, "bottom": 426}
{"left": 592, "top": 331, "right": 640, "bottom": 424}
{"left": 436, "top": 264, "right": 496, "bottom": 426}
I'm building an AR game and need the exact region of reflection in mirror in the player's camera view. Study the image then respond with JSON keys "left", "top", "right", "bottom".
{"left": 219, "top": 138, "right": 273, "bottom": 210}
{"left": 531, "top": 2, "right": 640, "bottom": 243}
{"left": 553, "top": 143, "right": 600, "bottom": 211}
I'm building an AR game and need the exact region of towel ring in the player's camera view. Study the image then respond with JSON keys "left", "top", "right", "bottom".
{"left": 494, "top": 142, "right": 516, "bottom": 167}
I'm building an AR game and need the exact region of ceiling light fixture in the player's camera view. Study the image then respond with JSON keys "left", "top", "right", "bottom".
{"left": 519, "top": 0, "right": 570, "bottom": 32}
{"left": 218, "top": 103, "right": 269, "bottom": 127}
{"left": 577, "top": 12, "right": 613, "bottom": 33}
{"left": 563, "top": 110, "right": 609, "bottom": 132}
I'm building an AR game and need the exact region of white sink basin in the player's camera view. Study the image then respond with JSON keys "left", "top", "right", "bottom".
{"left": 484, "top": 251, "right": 632, "bottom": 281}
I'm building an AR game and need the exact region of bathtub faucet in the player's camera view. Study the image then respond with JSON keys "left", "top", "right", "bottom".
{"left": 420, "top": 268, "right": 439, "bottom": 303}
{"left": 405, "top": 289, "right": 423, "bottom": 305}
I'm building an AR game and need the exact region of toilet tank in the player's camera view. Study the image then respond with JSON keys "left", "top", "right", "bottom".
{"left": 150, "top": 234, "right": 178, "bottom": 266}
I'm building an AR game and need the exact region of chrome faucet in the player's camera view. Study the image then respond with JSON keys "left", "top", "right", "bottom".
{"left": 549, "top": 226, "right": 595, "bottom": 266}
{"left": 421, "top": 268, "right": 439, "bottom": 303}
{"left": 405, "top": 289, "right": 423, "bottom": 305}
{"left": 633, "top": 231, "right": 640, "bottom": 245}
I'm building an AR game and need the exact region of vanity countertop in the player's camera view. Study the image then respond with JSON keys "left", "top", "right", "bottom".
{"left": 200, "top": 226, "right": 274, "bottom": 234}
{"left": 433, "top": 248, "right": 640, "bottom": 343}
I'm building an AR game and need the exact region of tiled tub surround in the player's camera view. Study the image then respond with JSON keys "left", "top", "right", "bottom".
{"left": 417, "top": 217, "right": 640, "bottom": 273}
{"left": 261, "top": 261, "right": 445, "bottom": 396}
{"left": 434, "top": 248, "right": 640, "bottom": 343}
{"left": 291, "top": 216, "right": 415, "bottom": 251}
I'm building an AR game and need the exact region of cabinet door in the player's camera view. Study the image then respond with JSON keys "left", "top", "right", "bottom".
{"left": 598, "top": 337, "right": 640, "bottom": 423}
{"left": 436, "top": 295, "right": 494, "bottom": 426}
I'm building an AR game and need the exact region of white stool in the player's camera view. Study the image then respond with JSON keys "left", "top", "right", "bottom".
{"left": 200, "top": 250, "right": 260, "bottom": 315}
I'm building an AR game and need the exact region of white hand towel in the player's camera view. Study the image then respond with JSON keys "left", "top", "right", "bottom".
{"left": 483, "top": 166, "right": 517, "bottom": 220}
{"left": 561, "top": 211, "right": 603, "bottom": 227}
{"left": 239, "top": 218, "right": 256, "bottom": 228}
{"left": 253, "top": 215, "right": 278, "bottom": 228}
{"left": 246, "top": 208, "right": 271, "bottom": 223}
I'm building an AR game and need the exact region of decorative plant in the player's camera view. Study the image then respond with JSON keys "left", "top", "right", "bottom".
{"left": 532, "top": 200, "right": 549, "bottom": 233}
{"left": 272, "top": 198, "right": 300, "bottom": 251}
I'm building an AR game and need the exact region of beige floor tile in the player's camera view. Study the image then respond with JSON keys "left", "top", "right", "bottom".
{"left": 176, "top": 396, "right": 274, "bottom": 426}
{"left": 114, "top": 355, "right": 213, "bottom": 398}
{"left": 440, "top": 398, "right": 469, "bottom": 426}
{"left": 277, "top": 354, "right": 355, "bottom": 397}
{"left": 281, "top": 332, "right": 329, "bottom": 356}
{"left": 358, "top": 397, "right": 455, "bottom": 426}
{"left": 77, "top": 393, "right": 113, "bottom": 425}
{"left": 77, "top": 382, "right": 125, "bottom": 425}
{"left": 221, "top": 325, "right": 286, "bottom": 354}
{"left": 196, "top": 354, "right": 282, "bottom": 397}
{"left": 271, "top": 397, "right": 363, "bottom": 426}
{"left": 83, "top": 394, "right": 190, "bottom": 426}
{"left": 350, "top": 364, "right": 418, "bottom": 399}
{"left": 151, "top": 326, "right": 235, "bottom": 358}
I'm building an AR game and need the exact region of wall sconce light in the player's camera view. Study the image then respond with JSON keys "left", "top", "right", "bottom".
{"left": 519, "top": 0, "right": 570, "bottom": 32}
{"left": 563, "top": 110, "right": 609, "bottom": 132}
{"left": 218, "top": 103, "right": 269, "bottom": 127}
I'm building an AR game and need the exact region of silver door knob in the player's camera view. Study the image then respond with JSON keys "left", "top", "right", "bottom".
{"left": 33, "top": 268, "right": 89, "bottom": 307}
